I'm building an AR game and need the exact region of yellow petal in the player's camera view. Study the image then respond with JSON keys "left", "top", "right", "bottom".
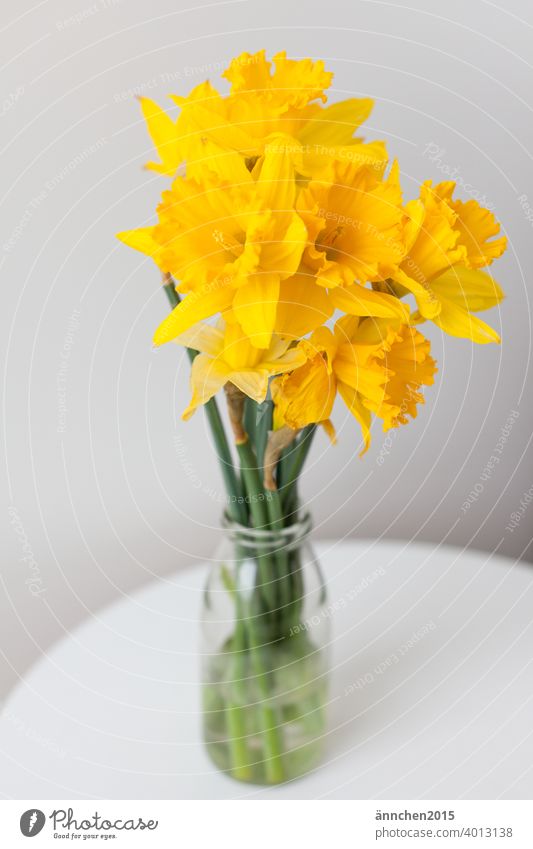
{"left": 333, "top": 314, "right": 361, "bottom": 344}
{"left": 334, "top": 353, "right": 387, "bottom": 402}
{"left": 172, "top": 322, "right": 224, "bottom": 356}
{"left": 271, "top": 51, "right": 333, "bottom": 107}
{"left": 378, "top": 325, "right": 437, "bottom": 429}
{"left": 272, "top": 355, "right": 336, "bottom": 429}
{"left": 228, "top": 370, "right": 269, "bottom": 402}
{"left": 182, "top": 354, "right": 229, "bottom": 419}
{"left": 329, "top": 284, "right": 410, "bottom": 320}
{"left": 252, "top": 211, "right": 307, "bottom": 280}
{"left": 445, "top": 195, "right": 507, "bottom": 269}
{"left": 321, "top": 418, "right": 337, "bottom": 444}
{"left": 221, "top": 318, "right": 262, "bottom": 370}
{"left": 172, "top": 82, "right": 252, "bottom": 147}
{"left": 116, "top": 227, "right": 161, "bottom": 260}
{"left": 400, "top": 182, "right": 466, "bottom": 282}
{"left": 430, "top": 266, "right": 504, "bottom": 312}
{"left": 392, "top": 267, "right": 441, "bottom": 320}
{"left": 337, "top": 380, "right": 372, "bottom": 455}
{"left": 138, "top": 97, "right": 179, "bottom": 176}
{"left": 307, "top": 326, "right": 338, "bottom": 373}
{"left": 298, "top": 98, "right": 374, "bottom": 147}
{"left": 256, "top": 135, "right": 299, "bottom": 210}
{"left": 222, "top": 50, "right": 272, "bottom": 93}
{"left": 232, "top": 274, "right": 280, "bottom": 349}
{"left": 259, "top": 345, "right": 307, "bottom": 375}
{"left": 275, "top": 272, "right": 334, "bottom": 339}
{"left": 300, "top": 139, "right": 388, "bottom": 180}
{"left": 153, "top": 281, "right": 233, "bottom": 346}
{"left": 432, "top": 296, "right": 501, "bottom": 344}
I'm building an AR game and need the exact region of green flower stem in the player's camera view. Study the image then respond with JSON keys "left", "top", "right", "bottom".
{"left": 258, "top": 706, "right": 285, "bottom": 784}
{"left": 203, "top": 400, "right": 247, "bottom": 526}
{"left": 265, "top": 486, "right": 284, "bottom": 531}
{"left": 235, "top": 439, "right": 279, "bottom": 613}
{"left": 162, "top": 277, "right": 247, "bottom": 526}
{"left": 162, "top": 276, "right": 319, "bottom": 784}
{"left": 288, "top": 546, "right": 304, "bottom": 625}
{"left": 235, "top": 439, "right": 269, "bottom": 528}
{"left": 254, "top": 399, "right": 273, "bottom": 476}
{"left": 265, "top": 489, "right": 291, "bottom": 615}
{"left": 227, "top": 569, "right": 286, "bottom": 784}
{"left": 243, "top": 398, "right": 258, "bottom": 447}
{"left": 226, "top": 594, "right": 252, "bottom": 781}
{"left": 225, "top": 703, "right": 251, "bottom": 781}
{"left": 245, "top": 609, "right": 285, "bottom": 784}
{"left": 234, "top": 438, "right": 286, "bottom": 782}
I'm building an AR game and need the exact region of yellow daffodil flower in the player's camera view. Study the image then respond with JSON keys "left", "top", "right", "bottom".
{"left": 272, "top": 316, "right": 435, "bottom": 453}
{"left": 223, "top": 50, "right": 332, "bottom": 112}
{"left": 118, "top": 137, "right": 308, "bottom": 349}
{"left": 175, "top": 317, "right": 306, "bottom": 420}
{"left": 353, "top": 318, "right": 437, "bottom": 431}
{"left": 430, "top": 182, "right": 507, "bottom": 269}
{"left": 138, "top": 50, "right": 387, "bottom": 182}
{"left": 272, "top": 315, "right": 434, "bottom": 453}
{"left": 392, "top": 181, "right": 505, "bottom": 343}
{"left": 138, "top": 81, "right": 255, "bottom": 182}
{"left": 298, "top": 160, "right": 403, "bottom": 285}
{"left": 297, "top": 160, "right": 410, "bottom": 321}
{"left": 223, "top": 51, "right": 388, "bottom": 179}
{"left": 118, "top": 49, "right": 507, "bottom": 462}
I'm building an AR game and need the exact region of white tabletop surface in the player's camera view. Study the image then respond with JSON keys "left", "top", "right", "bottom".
{"left": 1, "top": 539, "right": 532, "bottom": 800}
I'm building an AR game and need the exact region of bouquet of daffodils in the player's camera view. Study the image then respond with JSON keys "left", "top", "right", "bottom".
{"left": 118, "top": 51, "right": 506, "bottom": 784}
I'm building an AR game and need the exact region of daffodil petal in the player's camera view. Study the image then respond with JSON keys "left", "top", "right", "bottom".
{"left": 337, "top": 380, "right": 372, "bottom": 455}
{"left": 329, "top": 284, "right": 410, "bottom": 320}
{"left": 392, "top": 267, "right": 441, "bottom": 319}
{"left": 307, "top": 326, "right": 338, "bottom": 372}
{"left": 232, "top": 274, "right": 280, "bottom": 349}
{"left": 183, "top": 354, "right": 229, "bottom": 419}
{"left": 430, "top": 266, "right": 504, "bottom": 312}
{"left": 298, "top": 98, "right": 374, "bottom": 147}
{"left": 275, "top": 272, "right": 334, "bottom": 339}
{"left": 432, "top": 296, "right": 501, "bottom": 344}
{"left": 256, "top": 135, "right": 299, "bottom": 210}
{"left": 443, "top": 194, "right": 507, "bottom": 269}
{"left": 255, "top": 212, "right": 307, "bottom": 280}
{"left": 153, "top": 282, "right": 233, "bottom": 346}
{"left": 228, "top": 370, "right": 269, "bottom": 402}
{"left": 138, "top": 97, "right": 179, "bottom": 176}
{"left": 321, "top": 418, "right": 337, "bottom": 444}
{"left": 333, "top": 314, "right": 361, "bottom": 344}
{"left": 116, "top": 227, "right": 161, "bottom": 259}
{"left": 172, "top": 322, "right": 224, "bottom": 356}
{"left": 259, "top": 346, "right": 307, "bottom": 374}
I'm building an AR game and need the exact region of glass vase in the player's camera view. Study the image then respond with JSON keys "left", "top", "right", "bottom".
{"left": 200, "top": 511, "right": 329, "bottom": 785}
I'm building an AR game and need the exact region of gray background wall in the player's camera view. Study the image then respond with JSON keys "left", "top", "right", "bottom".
{"left": 1, "top": 0, "right": 532, "bottom": 699}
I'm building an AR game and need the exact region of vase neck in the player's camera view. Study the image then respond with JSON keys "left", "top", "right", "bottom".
{"left": 222, "top": 511, "right": 312, "bottom": 553}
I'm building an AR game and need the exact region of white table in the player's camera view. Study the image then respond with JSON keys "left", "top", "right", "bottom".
{"left": 1, "top": 540, "right": 532, "bottom": 799}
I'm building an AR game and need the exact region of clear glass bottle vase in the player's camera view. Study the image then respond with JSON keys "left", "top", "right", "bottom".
{"left": 201, "top": 511, "right": 329, "bottom": 785}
